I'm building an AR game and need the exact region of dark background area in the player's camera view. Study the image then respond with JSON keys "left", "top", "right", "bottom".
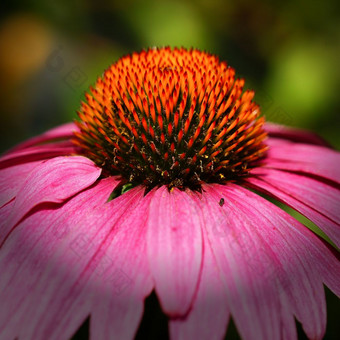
{"left": 0, "top": 0, "right": 339, "bottom": 339}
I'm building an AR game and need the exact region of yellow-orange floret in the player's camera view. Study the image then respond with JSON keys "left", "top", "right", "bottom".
{"left": 73, "top": 47, "right": 267, "bottom": 190}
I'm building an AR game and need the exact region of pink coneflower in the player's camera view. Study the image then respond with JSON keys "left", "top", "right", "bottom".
{"left": 0, "top": 47, "right": 339, "bottom": 340}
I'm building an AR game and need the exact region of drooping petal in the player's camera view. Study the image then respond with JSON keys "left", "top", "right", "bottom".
{"left": 0, "top": 177, "right": 154, "bottom": 340}
{"left": 0, "top": 177, "right": 119, "bottom": 340}
{"left": 45, "top": 184, "right": 153, "bottom": 340}
{"left": 169, "top": 211, "right": 229, "bottom": 340}
{"left": 89, "top": 188, "right": 154, "bottom": 340}
{"left": 3, "top": 156, "right": 101, "bottom": 237}
{"left": 197, "top": 185, "right": 283, "bottom": 340}
{"left": 263, "top": 138, "right": 340, "bottom": 183}
{"left": 247, "top": 168, "right": 340, "bottom": 247}
{"left": 146, "top": 187, "right": 203, "bottom": 317}
{"left": 264, "top": 123, "right": 330, "bottom": 146}
{"left": 6, "top": 122, "right": 79, "bottom": 153}
{"left": 319, "top": 245, "right": 340, "bottom": 298}
{"left": 0, "top": 200, "right": 15, "bottom": 242}
{"left": 0, "top": 142, "right": 78, "bottom": 169}
{"left": 0, "top": 161, "right": 41, "bottom": 207}
{"left": 199, "top": 183, "right": 338, "bottom": 340}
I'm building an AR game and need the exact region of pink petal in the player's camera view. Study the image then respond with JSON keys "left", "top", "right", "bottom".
{"left": 90, "top": 188, "right": 154, "bottom": 340}
{"left": 0, "top": 200, "right": 15, "bottom": 244}
{"left": 7, "top": 122, "right": 79, "bottom": 153}
{"left": 0, "top": 161, "right": 41, "bottom": 207}
{"left": 0, "top": 177, "right": 118, "bottom": 340}
{"left": 40, "top": 182, "right": 151, "bottom": 340}
{"left": 264, "top": 122, "right": 330, "bottom": 146}
{"left": 170, "top": 218, "right": 229, "bottom": 340}
{"left": 0, "top": 178, "right": 153, "bottom": 340}
{"left": 4, "top": 156, "right": 101, "bottom": 236}
{"left": 198, "top": 185, "right": 283, "bottom": 340}
{"left": 263, "top": 138, "right": 340, "bottom": 183}
{"left": 0, "top": 143, "right": 78, "bottom": 169}
{"left": 200, "top": 183, "right": 337, "bottom": 340}
{"left": 38, "top": 185, "right": 152, "bottom": 340}
{"left": 319, "top": 245, "right": 340, "bottom": 298}
{"left": 247, "top": 168, "right": 340, "bottom": 247}
{"left": 146, "top": 187, "right": 203, "bottom": 317}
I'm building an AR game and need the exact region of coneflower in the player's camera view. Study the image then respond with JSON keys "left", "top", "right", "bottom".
{"left": 0, "top": 47, "right": 339, "bottom": 340}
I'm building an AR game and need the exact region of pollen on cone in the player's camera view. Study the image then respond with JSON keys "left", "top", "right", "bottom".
{"left": 73, "top": 47, "right": 268, "bottom": 190}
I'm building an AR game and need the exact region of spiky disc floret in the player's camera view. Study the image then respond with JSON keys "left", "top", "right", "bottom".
{"left": 73, "top": 47, "right": 267, "bottom": 190}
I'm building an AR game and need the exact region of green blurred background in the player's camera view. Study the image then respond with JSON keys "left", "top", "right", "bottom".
{"left": 0, "top": 0, "right": 339, "bottom": 339}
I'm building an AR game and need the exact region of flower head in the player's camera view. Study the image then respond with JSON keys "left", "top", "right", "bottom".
{"left": 73, "top": 47, "right": 267, "bottom": 189}
{"left": 0, "top": 47, "right": 339, "bottom": 340}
